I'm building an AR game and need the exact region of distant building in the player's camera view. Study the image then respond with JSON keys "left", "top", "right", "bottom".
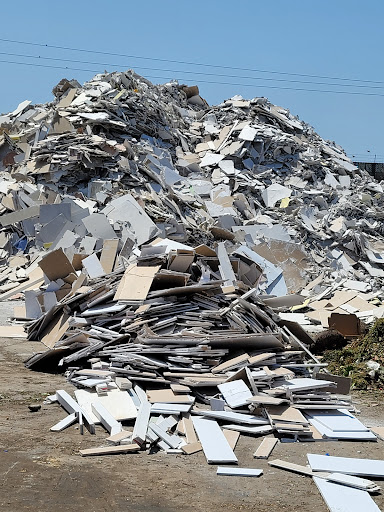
{"left": 354, "top": 161, "right": 384, "bottom": 181}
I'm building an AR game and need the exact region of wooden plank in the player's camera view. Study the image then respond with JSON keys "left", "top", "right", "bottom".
{"left": 371, "top": 427, "right": 384, "bottom": 440}
{"left": 222, "top": 424, "right": 273, "bottom": 435}
{"left": 248, "top": 353, "right": 276, "bottom": 365}
{"left": 151, "top": 403, "right": 192, "bottom": 414}
{"left": 79, "top": 443, "right": 140, "bottom": 456}
{"left": 217, "top": 467, "right": 263, "bottom": 477}
{"left": 192, "top": 416, "right": 238, "bottom": 464}
{"left": 253, "top": 437, "right": 278, "bottom": 459}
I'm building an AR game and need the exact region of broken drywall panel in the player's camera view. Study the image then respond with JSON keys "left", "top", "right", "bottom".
{"left": 82, "top": 253, "right": 106, "bottom": 279}
{"left": 114, "top": 264, "right": 160, "bottom": 301}
{"left": 99, "top": 239, "right": 119, "bottom": 274}
{"left": 261, "top": 184, "right": 292, "bottom": 208}
{"left": 218, "top": 380, "right": 252, "bottom": 408}
{"left": 0, "top": 205, "right": 40, "bottom": 226}
{"left": 82, "top": 213, "right": 117, "bottom": 240}
{"left": 39, "top": 249, "right": 76, "bottom": 281}
{"left": 102, "top": 194, "right": 159, "bottom": 246}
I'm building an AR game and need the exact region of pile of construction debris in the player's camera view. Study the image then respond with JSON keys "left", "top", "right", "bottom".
{"left": 1, "top": 70, "right": 384, "bottom": 336}
{"left": 1, "top": 68, "right": 384, "bottom": 512}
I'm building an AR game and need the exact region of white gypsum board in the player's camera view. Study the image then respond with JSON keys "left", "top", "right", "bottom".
{"left": 313, "top": 477, "right": 381, "bottom": 512}
{"left": 306, "top": 417, "right": 377, "bottom": 441}
{"left": 192, "top": 416, "right": 238, "bottom": 464}
{"left": 74, "top": 388, "right": 137, "bottom": 422}
{"left": 192, "top": 409, "right": 269, "bottom": 425}
{"left": 308, "top": 454, "right": 384, "bottom": 477}
{"left": 304, "top": 409, "right": 369, "bottom": 432}
{"left": 217, "top": 467, "right": 263, "bottom": 477}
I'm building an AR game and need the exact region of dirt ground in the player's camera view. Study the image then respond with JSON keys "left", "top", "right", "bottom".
{"left": 1, "top": 336, "right": 383, "bottom": 512}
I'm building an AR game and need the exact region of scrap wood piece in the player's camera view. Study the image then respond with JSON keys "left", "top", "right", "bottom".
{"left": 253, "top": 437, "right": 278, "bottom": 459}
{"left": 217, "top": 467, "right": 263, "bottom": 477}
{"left": 79, "top": 443, "right": 140, "bottom": 457}
{"left": 149, "top": 423, "right": 181, "bottom": 449}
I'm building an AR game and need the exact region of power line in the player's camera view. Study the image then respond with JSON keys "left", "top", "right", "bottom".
{"left": 1, "top": 59, "right": 384, "bottom": 98}
{"left": 0, "top": 36, "right": 383, "bottom": 86}
{"left": 0, "top": 51, "right": 383, "bottom": 90}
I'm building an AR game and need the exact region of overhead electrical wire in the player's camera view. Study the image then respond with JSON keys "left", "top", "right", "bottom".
{"left": 1, "top": 59, "right": 384, "bottom": 98}
{"left": 0, "top": 51, "right": 383, "bottom": 90}
{"left": 0, "top": 36, "right": 383, "bottom": 86}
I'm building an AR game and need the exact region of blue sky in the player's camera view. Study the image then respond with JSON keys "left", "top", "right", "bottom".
{"left": 0, "top": 0, "right": 383, "bottom": 162}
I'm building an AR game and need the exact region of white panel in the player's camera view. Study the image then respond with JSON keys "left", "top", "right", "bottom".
{"left": 306, "top": 418, "right": 376, "bottom": 441}
{"left": 75, "top": 388, "right": 137, "bottom": 422}
{"left": 308, "top": 454, "right": 384, "bottom": 477}
{"left": 313, "top": 477, "right": 381, "bottom": 512}
{"left": 217, "top": 467, "right": 263, "bottom": 477}
{"left": 218, "top": 380, "right": 252, "bottom": 408}
{"left": 194, "top": 410, "right": 269, "bottom": 425}
{"left": 305, "top": 409, "right": 369, "bottom": 432}
{"left": 192, "top": 417, "right": 238, "bottom": 464}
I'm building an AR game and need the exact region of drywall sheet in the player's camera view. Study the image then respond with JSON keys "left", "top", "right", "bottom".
{"left": 192, "top": 416, "right": 238, "bottom": 464}
{"left": 308, "top": 454, "right": 384, "bottom": 477}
